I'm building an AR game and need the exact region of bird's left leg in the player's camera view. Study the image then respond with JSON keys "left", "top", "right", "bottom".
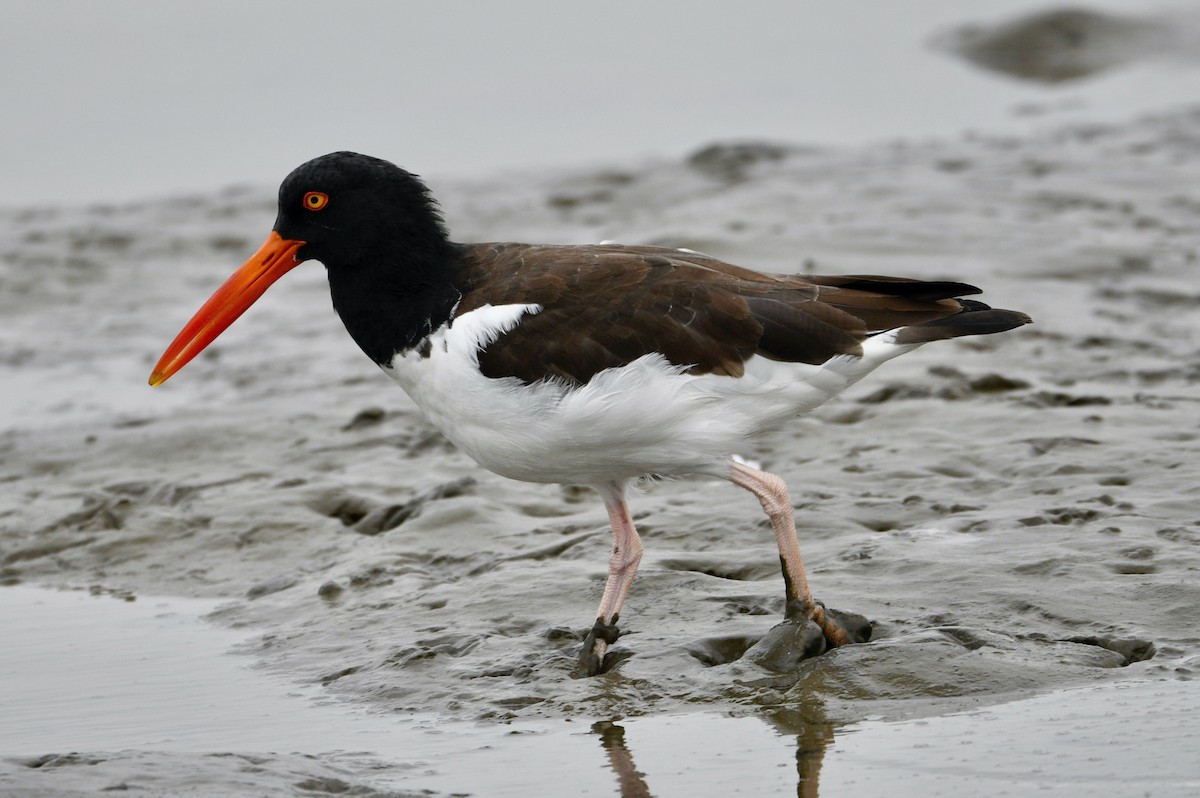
{"left": 578, "top": 482, "right": 644, "bottom": 676}
{"left": 726, "top": 460, "right": 870, "bottom": 650}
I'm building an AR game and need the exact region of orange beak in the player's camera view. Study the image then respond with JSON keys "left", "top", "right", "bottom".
{"left": 148, "top": 231, "right": 305, "bottom": 386}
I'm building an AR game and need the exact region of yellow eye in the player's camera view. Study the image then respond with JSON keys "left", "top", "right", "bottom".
{"left": 303, "top": 191, "right": 329, "bottom": 211}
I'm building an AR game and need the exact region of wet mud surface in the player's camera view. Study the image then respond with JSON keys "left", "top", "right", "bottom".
{"left": 3, "top": 103, "right": 1200, "bottom": 794}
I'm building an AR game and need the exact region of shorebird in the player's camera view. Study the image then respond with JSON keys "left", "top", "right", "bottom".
{"left": 150, "top": 152, "right": 1030, "bottom": 675}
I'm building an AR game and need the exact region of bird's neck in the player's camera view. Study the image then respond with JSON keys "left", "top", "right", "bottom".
{"left": 327, "top": 242, "right": 464, "bottom": 367}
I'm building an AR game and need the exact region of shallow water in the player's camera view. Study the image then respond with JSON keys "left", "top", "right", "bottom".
{"left": 3, "top": 587, "right": 1196, "bottom": 797}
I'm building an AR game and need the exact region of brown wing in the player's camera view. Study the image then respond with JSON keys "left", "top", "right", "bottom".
{"left": 453, "top": 243, "right": 983, "bottom": 385}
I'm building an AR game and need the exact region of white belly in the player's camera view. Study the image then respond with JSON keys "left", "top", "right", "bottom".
{"left": 382, "top": 304, "right": 912, "bottom": 485}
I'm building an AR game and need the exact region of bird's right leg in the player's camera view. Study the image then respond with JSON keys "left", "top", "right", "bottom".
{"left": 577, "top": 481, "right": 644, "bottom": 676}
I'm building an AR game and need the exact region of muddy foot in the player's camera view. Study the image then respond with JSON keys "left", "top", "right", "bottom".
{"left": 574, "top": 617, "right": 622, "bottom": 677}
{"left": 785, "top": 599, "right": 873, "bottom": 648}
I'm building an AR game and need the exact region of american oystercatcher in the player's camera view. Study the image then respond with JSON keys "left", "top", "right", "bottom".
{"left": 150, "top": 152, "right": 1030, "bottom": 675}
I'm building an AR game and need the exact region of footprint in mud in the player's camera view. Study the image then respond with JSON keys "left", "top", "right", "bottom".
{"left": 306, "top": 477, "right": 476, "bottom": 535}
{"left": 687, "top": 633, "right": 769, "bottom": 668}
{"left": 1063, "top": 635, "right": 1156, "bottom": 666}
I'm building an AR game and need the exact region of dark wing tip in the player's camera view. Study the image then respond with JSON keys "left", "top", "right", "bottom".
{"left": 894, "top": 307, "right": 1032, "bottom": 344}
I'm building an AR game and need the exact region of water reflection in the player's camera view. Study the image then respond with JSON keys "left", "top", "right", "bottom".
{"left": 593, "top": 696, "right": 837, "bottom": 798}
{"left": 764, "top": 701, "right": 838, "bottom": 798}
{"left": 592, "top": 721, "right": 653, "bottom": 798}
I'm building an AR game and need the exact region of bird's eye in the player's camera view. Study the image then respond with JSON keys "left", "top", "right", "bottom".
{"left": 303, "top": 191, "right": 329, "bottom": 211}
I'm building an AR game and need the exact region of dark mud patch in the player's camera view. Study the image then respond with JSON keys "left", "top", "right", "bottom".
{"left": 932, "top": 7, "right": 1186, "bottom": 83}
{"left": 687, "top": 141, "right": 818, "bottom": 182}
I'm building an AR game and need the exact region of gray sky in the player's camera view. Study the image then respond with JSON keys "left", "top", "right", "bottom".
{"left": 2, "top": 0, "right": 1193, "bottom": 203}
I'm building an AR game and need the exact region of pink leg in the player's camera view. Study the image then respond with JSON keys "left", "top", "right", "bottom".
{"left": 579, "top": 482, "right": 644, "bottom": 675}
{"left": 726, "top": 460, "right": 851, "bottom": 647}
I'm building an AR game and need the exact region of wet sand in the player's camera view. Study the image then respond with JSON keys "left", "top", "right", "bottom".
{"left": 4, "top": 22, "right": 1200, "bottom": 795}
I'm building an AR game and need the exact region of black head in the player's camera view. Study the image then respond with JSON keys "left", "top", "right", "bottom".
{"left": 149, "top": 152, "right": 463, "bottom": 385}
{"left": 274, "top": 151, "right": 453, "bottom": 269}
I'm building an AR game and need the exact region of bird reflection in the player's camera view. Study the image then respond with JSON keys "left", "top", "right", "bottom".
{"left": 592, "top": 697, "right": 836, "bottom": 797}
{"left": 592, "top": 721, "right": 652, "bottom": 798}
{"left": 764, "top": 700, "right": 837, "bottom": 798}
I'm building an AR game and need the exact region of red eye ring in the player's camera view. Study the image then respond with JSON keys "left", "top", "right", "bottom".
{"left": 303, "top": 191, "right": 329, "bottom": 211}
